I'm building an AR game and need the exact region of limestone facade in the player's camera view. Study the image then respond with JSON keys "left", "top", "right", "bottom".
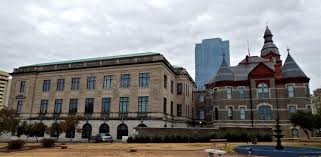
{"left": 8, "top": 52, "right": 196, "bottom": 140}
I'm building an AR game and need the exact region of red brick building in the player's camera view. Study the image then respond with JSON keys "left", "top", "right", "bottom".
{"left": 195, "top": 26, "right": 311, "bottom": 138}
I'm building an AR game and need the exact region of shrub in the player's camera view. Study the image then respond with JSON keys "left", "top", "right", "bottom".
{"left": 198, "top": 135, "right": 210, "bottom": 142}
{"left": 127, "top": 136, "right": 134, "bottom": 143}
{"left": 182, "top": 136, "right": 189, "bottom": 143}
{"left": 41, "top": 139, "right": 55, "bottom": 148}
{"left": 7, "top": 140, "right": 25, "bottom": 150}
{"left": 163, "top": 135, "right": 171, "bottom": 143}
{"left": 188, "top": 136, "right": 196, "bottom": 143}
{"left": 151, "top": 135, "right": 162, "bottom": 143}
{"left": 170, "top": 135, "right": 176, "bottom": 143}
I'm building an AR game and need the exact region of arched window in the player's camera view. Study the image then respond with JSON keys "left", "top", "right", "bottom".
{"left": 50, "top": 123, "right": 60, "bottom": 138}
{"left": 257, "top": 83, "right": 269, "bottom": 99}
{"left": 82, "top": 123, "right": 92, "bottom": 138}
{"left": 117, "top": 123, "right": 128, "bottom": 139}
{"left": 99, "top": 123, "right": 110, "bottom": 133}
{"left": 137, "top": 124, "right": 147, "bottom": 127}
{"left": 258, "top": 105, "right": 272, "bottom": 120}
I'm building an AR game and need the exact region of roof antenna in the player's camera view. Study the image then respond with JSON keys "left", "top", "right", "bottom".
{"left": 286, "top": 46, "right": 290, "bottom": 55}
{"left": 247, "top": 40, "right": 251, "bottom": 56}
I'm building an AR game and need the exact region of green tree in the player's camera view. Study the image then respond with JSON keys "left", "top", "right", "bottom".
{"left": 290, "top": 110, "right": 316, "bottom": 139}
{"left": 0, "top": 107, "right": 20, "bottom": 136}
{"left": 16, "top": 121, "right": 28, "bottom": 137}
{"left": 23, "top": 122, "right": 47, "bottom": 142}
{"left": 59, "top": 116, "right": 81, "bottom": 141}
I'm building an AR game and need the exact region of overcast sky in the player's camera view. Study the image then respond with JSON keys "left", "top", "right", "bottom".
{"left": 0, "top": 0, "right": 320, "bottom": 91}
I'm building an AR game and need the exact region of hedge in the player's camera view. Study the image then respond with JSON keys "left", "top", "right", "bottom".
{"left": 127, "top": 132, "right": 272, "bottom": 143}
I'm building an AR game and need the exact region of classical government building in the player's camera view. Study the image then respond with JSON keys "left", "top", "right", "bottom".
{"left": 0, "top": 70, "right": 10, "bottom": 108}
{"left": 195, "top": 26, "right": 311, "bottom": 138}
{"left": 8, "top": 52, "right": 196, "bottom": 140}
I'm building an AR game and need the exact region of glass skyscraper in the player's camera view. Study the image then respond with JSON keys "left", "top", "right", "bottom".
{"left": 195, "top": 38, "right": 230, "bottom": 90}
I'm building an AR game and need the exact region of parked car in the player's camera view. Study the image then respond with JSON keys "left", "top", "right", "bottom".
{"left": 94, "top": 133, "right": 113, "bottom": 143}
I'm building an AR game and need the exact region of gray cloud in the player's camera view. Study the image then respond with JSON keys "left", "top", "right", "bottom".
{"left": 0, "top": 0, "right": 320, "bottom": 91}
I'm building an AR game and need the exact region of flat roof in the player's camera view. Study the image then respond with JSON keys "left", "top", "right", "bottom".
{"left": 22, "top": 52, "right": 160, "bottom": 67}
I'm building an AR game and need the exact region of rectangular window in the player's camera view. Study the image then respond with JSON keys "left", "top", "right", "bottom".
{"left": 138, "top": 96, "right": 149, "bottom": 113}
{"left": 238, "top": 87, "right": 245, "bottom": 99}
{"left": 289, "top": 106, "right": 296, "bottom": 114}
{"left": 226, "top": 87, "right": 232, "bottom": 99}
{"left": 102, "top": 98, "right": 111, "bottom": 113}
{"left": 187, "top": 106, "right": 189, "bottom": 117}
{"left": 85, "top": 98, "right": 94, "bottom": 114}
{"left": 305, "top": 84, "right": 310, "bottom": 97}
{"left": 71, "top": 78, "right": 80, "bottom": 90}
{"left": 163, "top": 75, "right": 167, "bottom": 89}
{"left": 69, "top": 99, "right": 78, "bottom": 114}
{"left": 185, "top": 105, "right": 188, "bottom": 116}
{"left": 199, "top": 110, "right": 205, "bottom": 120}
{"left": 240, "top": 107, "right": 246, "bottom": 120}
{"left": 177, "top": 83, "right": 182, "bottom": 95}
{"left": 120, "top": 74, "right": 130, "bottom": 88}
{"left": 163, "top": 98, "right": 167, "bottom": 114}
{"left": 119, "top": 97, "right": 129, "bottom": 113}
{"left": 177, "top": 104, "right": 182, "bottom": 117}
{"left": 103, "top": 75, "right": 112, "bottom": 89}
{"left": 258, "top": 83, "right": 269, "bottom": 99}
{"left": 287, "top": 84, "right": 294, "bottom": 98}
{"left": 139, "top": 73, "right": 149, "bottom": 88}
{"left": 170, "top": 80, "right": 174, "bottom": 93}
{"left": 40, "top": 100, "right": 48, "bottom": 114}
{"left": 42, "top": 80, "right": 51, "bottom": 92}
{"left": 198, "top": 95, "right": 204, "bottom": 102}
{"left": 19, "top": 81, "right": 25, "bottom": 93}
{"left": 87, "top": 76, "right": 96, "bottom": 90}
{"left": 227, "top": 107, "right": 233, "bottom": 120}
{"left": 54, "top": 99, "right": 63, "bottom": 114}
{"left": 56, "top": 79, "right": 65, "bottom": 91}
{"left": 16, "top": 100, "right": 23, "bottom": 114}
{"left": 170, "top": 101, "right": 173, "bottom": 115}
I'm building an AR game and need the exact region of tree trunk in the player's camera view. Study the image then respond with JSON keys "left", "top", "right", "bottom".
{"left": 303, "top": 129, "right": 310, "bottom": 139}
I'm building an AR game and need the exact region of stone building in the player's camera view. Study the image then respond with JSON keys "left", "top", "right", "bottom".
{"left": 195, "top": 26, "right": 311, "bottom": 138}
{"left": 8, "top": 52, "right": 196, "bottom": 140}
{"left": 0, "top": 70, "right": 11, "bottom": 108}
{"left": 312, "top": 88, "right": 321, "bottom": 114}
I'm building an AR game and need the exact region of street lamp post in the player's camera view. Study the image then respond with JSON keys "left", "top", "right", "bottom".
{"left": 274, "top": 78, "right": 284, "bottom": 150}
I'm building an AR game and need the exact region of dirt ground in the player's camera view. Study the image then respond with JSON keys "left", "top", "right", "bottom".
{"left": 0, "top": 142, "right": 320, "bottom": 157}
{"left": 0, "top": 143, "right": 244, "bottom": 157}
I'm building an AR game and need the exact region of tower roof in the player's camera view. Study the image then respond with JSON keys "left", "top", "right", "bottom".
{"left": 281, "top": 53, "right": 307, "bottom": 78}
{"left": 210, "top": 57, "right": 234, "bottom": 82}
{"left": 261, "top": 26, "right": 280, "bottom": 56}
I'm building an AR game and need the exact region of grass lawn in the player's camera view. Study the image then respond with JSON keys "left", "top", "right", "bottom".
{"left": 0, "top": 141, "right": 320, "bottom": 157}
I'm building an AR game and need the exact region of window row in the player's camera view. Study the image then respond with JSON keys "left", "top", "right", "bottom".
{"left": 40, "top": 73, "right": 150, "bottom": 92}
{"left": 223, "top": 83, "right": 310, "bottom": 100}
{"left": 18, "top": 97, "right": 150, "bottom": 114}
{"left": 163, "top": 97, "right": 186, "bottom": 117}
{"left": 209, "top": 105, "right": 298, "bottom": 121}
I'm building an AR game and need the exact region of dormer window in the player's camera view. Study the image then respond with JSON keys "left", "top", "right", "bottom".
{"left": 257, "top": 83, "right": 269, "bottom": 99}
